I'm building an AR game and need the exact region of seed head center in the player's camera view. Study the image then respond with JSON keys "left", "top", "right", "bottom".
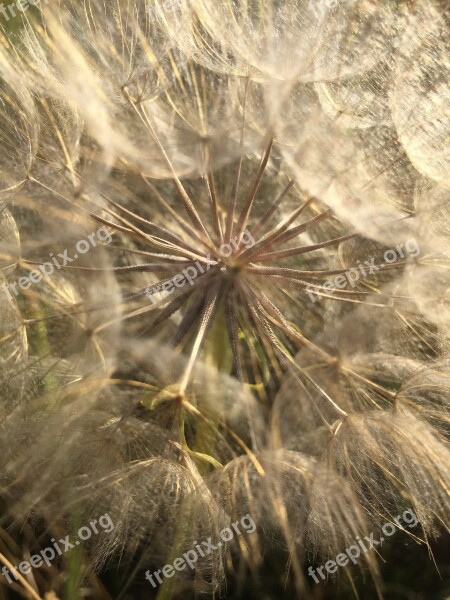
{"left": 220, "top": 252, "right": 244, "bottom": 276}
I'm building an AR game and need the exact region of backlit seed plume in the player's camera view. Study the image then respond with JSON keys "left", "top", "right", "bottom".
{"left": 0, "top": 1, "right": 449, "bottom": 599}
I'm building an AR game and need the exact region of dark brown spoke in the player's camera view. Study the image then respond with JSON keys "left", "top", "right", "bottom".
{"left": 91, "top": 213, "right": 208, "bottom": 262}
{"left": 225, "top": 153, "right": 244, "bottom": 244}
{"left": 240, "top": 286, "right": 286, "bottom": 380}
{"left": 244, "top": 282, "right": 307, "bottom": 349}
{"left": 110, "top": 247, "right": 197, "bottom": 262}
{"left": 259, "top": 286, "right": 335, "bottom": 361}
{"left": 105, "top": 261, "right": 206, "bottom": 275}
{"left": 172, "top": 289, "right": 209, "bottom": 349}
{"left": 144, "top": 286, "right": 197, "bottom": 335}
{"left": 248, "top": 179, "right": 295, "bottom": 240}
{"left": 270, "top": 209, "right": 333, "bottom": 248}
{"left": 224, "top": 77, "right": 251, "bottom": 244}
{"left": 94, "top": 200, "right": 211, "bottom": 260}
{"left": 254, "top": 233, "right": 357, "bottom": 262}
{"left": 248, "top": 272, "right": 407, "bottom": 304}
{"left": 172, "top": 178, "right": 215, "bottom": 247}
{"left": 90, "top": 209, "right": 185, "bottom": 256}
{"left": 93, "top": 192, "right": 212, "bottom": 257}
{"left": 243, "top": 208, "right": 331, "bottom": 261}
{"left": 226, "top": 289, "right": 244, "bottom": 382}
{"left": 238, "top": 197, "right": 315, "bottom": 261}
{"left": 179, "top": 281, "right": 221, "bottom": 393}
{"left": 124, "top": 88, "right": 214, "bottom": 246}
{"left": 205, "top": 172, "right": 223, "bottom": 245}
{"left": 247, "top": 264, "right": 407, "bottom": 279}
{"left": 141, "top": 175, "right": 216, "bottom": 254}
{"left": 39, "top": 260, "right": 204, "bottom": 274}
{"left": 234, "top": 135, "right": 274, "bottom": 241}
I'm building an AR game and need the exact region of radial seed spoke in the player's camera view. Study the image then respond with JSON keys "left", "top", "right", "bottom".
{"left": 243, "top": 208, "right": 330, "bottom": 261}
{"left": 141, "top": 175, "right": 216, "bottom": 255}
{"left": 224, "top": 77, "right": 251, "bottom": 244}
{"left": 205, "top": 172, "right": 223, "bottom": 245}
{"left": 234, "top": 136, "right": 274, "bottom": 240}
{"left": 226, "top": 289, "right": 244, "bottom": 382}
{"left": 179, "top": 281, "right": 221, "bottom": 394}
{"left": 238, "top": 197, "right": 315, "bottom": 261}
{"left": 241, "top": 290, "right": 286, "bottom": 380}
{"left": 172, "top": 290, "right": 209, "bottom": 349}
{"left": 94, "top": 191, "right": 212, "bottom": 257}
{"left": 249, "top": 179, "right": 295, "bottom": 239}
{"left": 254, "top": 233, "right": 356, "bottom": 262}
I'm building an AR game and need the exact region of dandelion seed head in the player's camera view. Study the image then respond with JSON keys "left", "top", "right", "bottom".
{"left": 0, "top": 0, "right": 449, "bottom": 596}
